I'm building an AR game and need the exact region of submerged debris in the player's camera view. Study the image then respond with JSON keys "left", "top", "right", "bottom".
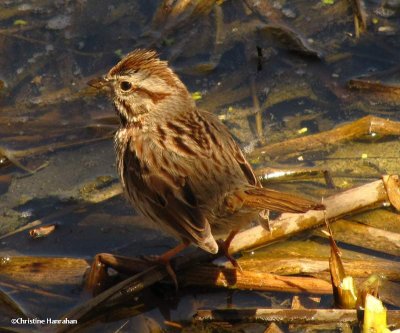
{"left": 1, "top": 0, "right": 400, "bottom": 331}
{"left": 29, "top": 224, "right": 57, "bottom": 239}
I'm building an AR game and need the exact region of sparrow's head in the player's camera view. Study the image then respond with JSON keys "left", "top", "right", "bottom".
{"left": 89, "top": 49, "right": 191, "bottom": 126}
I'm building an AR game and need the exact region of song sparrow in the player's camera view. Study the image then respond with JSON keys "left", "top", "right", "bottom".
{"left": 89, "top": 49, "right": 323, "bottom": 268}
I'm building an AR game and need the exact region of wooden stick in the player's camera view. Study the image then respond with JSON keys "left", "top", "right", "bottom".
{"left": 229, "top": 178, "right": 392, "bottom": 253}
{"left": 0, "top": 256, "right": 89, "bottom": 286}
{"left": 82, "top": 183, "right": 122, "bottom": 204}
{"left": 249, "top": 116, "right": 400, "bottom": 159}
{"left": 55, "top": 266, "right": 169, "bottom": 333}
{"left": 235, "top": 257, "right": 400, "bottom": 282}
{"left": 349, "top": 0, "right": 367, "bottom": 38}
{"left": 250, "top": 77, "right": 264, "bottom": 143}
{"left": 182, "top": 265, "right": 332, "bottom": 294}
{"left": 56, "top": 177, "right": 398, "bottom": 330}
{"left": 5, "top": 254, "right": 397, "bottom": 294}
{"left": 255, "top": 167, "right": 335, "bottom": 188}
{"left": 194, "top": 308, "right": 400, "bottom": 327}
{"left": 0, "top": 135, "right": 112, "bottom": 174}
{"left": 315, "top": 219, "right": 400, "bottom": 256}
{"left": 0, "top": 204, "right": 78, "bottom": 240}
{"left": 265, "top": 322, "right": 285, "bottom": 333}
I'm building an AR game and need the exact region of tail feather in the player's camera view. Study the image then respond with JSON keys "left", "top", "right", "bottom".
{"left": 230, "top": 187, "right": 324, "bottom": 214}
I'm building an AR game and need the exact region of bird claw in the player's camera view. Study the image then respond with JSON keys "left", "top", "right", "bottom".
{"left": 141, "top": 242, "right": 189, "bottom": 289}
{"left": 217, "top": 239, "right": 243, "bottom": 273}
{"left": 140, "top": 255, "right": 178, "bottom": 289}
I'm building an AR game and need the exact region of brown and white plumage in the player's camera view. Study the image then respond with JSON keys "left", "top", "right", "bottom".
{"left": 92, "top": 49, "right": 323, "bottom": 255}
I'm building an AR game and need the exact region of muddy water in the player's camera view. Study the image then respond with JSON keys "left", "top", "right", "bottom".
{"left": 0, "top": 0, "right": 400, "bottom": 332}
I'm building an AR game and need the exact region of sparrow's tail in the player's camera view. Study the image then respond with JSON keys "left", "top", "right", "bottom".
{"left": 226, "top": 187, "right": 324, "bottom": 214}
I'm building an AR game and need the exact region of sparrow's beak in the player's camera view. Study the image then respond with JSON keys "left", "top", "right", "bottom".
{"left": 87, "top": 76, "right": 111, "bottom": 90}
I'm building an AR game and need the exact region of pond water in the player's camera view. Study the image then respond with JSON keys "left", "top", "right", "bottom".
{"left": 1, "top": 0, "right": 400, "bottom": 332}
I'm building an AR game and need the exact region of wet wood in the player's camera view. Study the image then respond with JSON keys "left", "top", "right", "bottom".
{"left": 85, "top": 253, "right": 154, "bottom": 295}
{"left": 256, "top": 167, "right": 335, "bottom": 188}
{"left": 0, "top": 135, "right": 112, "bottom": 173}
{"left": 379, "top": 279, "right": 400, "bottom": 307}
{"left": 9, "top": 136, "right": 113, "bottom": 160}
{"left": 56, "top": 266, "right": 170, "bottom": 333}
{"left": 0, "top": 279, "right": 73, "bottom": 301}
{"left": 56, "top": 177, "right": 398, "bottom": 330}
{"left": 348, "top": 0, "right": 367, "bottom": 37}
{"left": 289, "top": 296, "right": 336, "bottom": 333}
{"left": 149, "top": 0, "right": 216, "bottom": 43}
{"left": 242, "top": 0, "right": 284, "bottom": 23}
{"left": 237, "top": 257, "right": 400, "bottom": 282}
{"left": 383, "top": 174, "right": 400, "bottom": 210}
{"left": 29, "top": 224, "right": 57, "bottom": 239}
{"left": 315, "top": 219, "right": 400, "bottom": 257}
{"left": 347, "top": 66, "right": 400, "bottom": 97}
{"left": 194, "top": 308, "right": 400, "bottom": 327}
{"left": 0, "top": 257, "right": 89, "bottom": 285}
{"left": 291, "top": 296, "right": 321, "bottom": 309}
{"left": 182, "top": 265, "right": 332, "bottom": 294}
{"left": 0, "top": 147, "right": 37, "bottom": 173}
{"left": 261, "top": 80, "right": 319, "bottom": 111}
{"left": 249, "top": 116, "right": 400, "bottom": 160}
{"left": 348, "top": 78, "right": 400, "bottom": 96}
{"left": 264, "top": 322, "right": 285, "bottom": 333}
{"left": 229, "top": 177, "right": 392, "bottom": 253}
{"left": 353, "top": 209, "right": 400, "bottom": 233}
{"left": 81, "top": 182, "right": 122, "bottom": 204}
{"left": 0, "top": 288, "right": 30, "bottom": 319}
{"left": 250, "top": 77, "right": 264, "bottom": 143}
{"left": 0, "top": 204, "right": 78, "bottom": 240}
{"left": 257, "top": 23, "right": 323, "bottom": 59}
{"left": 326, "top": 223, "right": 357, "bottom": 309}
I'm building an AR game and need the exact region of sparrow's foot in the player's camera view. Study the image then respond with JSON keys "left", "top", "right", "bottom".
{"left": 142, "top": 242, "right": 190, "bottom": 289}
{"left": 217, "top": 230, "right": 243, "bottom": 272}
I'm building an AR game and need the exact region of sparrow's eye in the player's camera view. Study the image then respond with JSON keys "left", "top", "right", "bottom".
{"left": 120, "top": 81, "right": 132, "bottom": 91}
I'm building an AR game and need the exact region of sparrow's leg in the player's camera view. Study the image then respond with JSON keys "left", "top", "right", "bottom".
{"left": 217, "top": 230, "right": 243, "bottom": 272}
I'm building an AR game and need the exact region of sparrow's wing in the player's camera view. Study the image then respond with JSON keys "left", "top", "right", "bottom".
{"left": 199, "top": 110, "right": 260, "bottom": 187}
